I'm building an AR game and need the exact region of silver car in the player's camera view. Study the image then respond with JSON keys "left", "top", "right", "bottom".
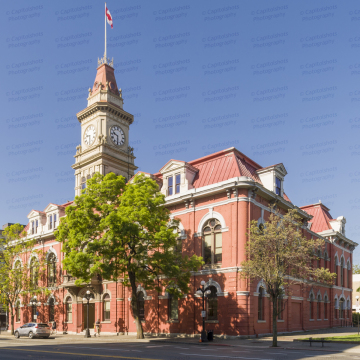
{"left": 14, "top": 323, "right": 51, "bottom": 339}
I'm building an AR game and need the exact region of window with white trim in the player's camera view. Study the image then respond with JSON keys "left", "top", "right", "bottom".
{"left": 203, "top": 219, "right": 222, "bottom": 266}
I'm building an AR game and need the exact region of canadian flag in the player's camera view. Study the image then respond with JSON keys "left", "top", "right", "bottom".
{"left": 106, "top": 6, "right": 113, "bottom": 28}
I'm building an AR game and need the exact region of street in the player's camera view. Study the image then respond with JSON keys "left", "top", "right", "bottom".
{"left": 0, "top": 336, "right": 360, "bottom": 360}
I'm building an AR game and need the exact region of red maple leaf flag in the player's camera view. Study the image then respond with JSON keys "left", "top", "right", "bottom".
{"left": 106, "top": 5, "right": 113, "bottom": 28}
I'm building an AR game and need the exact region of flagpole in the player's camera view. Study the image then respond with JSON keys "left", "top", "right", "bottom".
{"left": 105, "top": 2, "right": 107, "bottom": 62}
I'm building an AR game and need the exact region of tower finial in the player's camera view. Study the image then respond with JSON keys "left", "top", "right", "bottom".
{"left": 99, "top": 3, "right": 114, "bottom": 67}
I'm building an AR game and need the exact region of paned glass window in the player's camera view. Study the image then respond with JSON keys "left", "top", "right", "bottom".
{"left": 317, "top": 295, "right": 321, "bottom": 319}
{"left": 275, "top": 177, "right": 281, "bottom": 195}
{"left": 30, "top": 258, "right": 38, "bottom": 288}
{"left": 175, "top": 174, "right": 181, "bottom": 194}
{"left": 168, "top": 177, "right": 173, "bottom": 196}
{"left": 168, "top": 293, "right": 178, "bottom": 320}
{"left": 66, "top": 298, "right": 72, "bottom": 322}
{"left": 48, "top": 253, "right": 56, "bottom": 287}
{"left": 103, "top": 294, "right": 110, "bottom": 321}
{"left": 309, "top": 293, "right": 314, "bottom": 319}
{"left": 324, "top": 296, "right": 328, "bottom": 319}
{"left": 138, "top": 292, "right": 145, "bottom": 321}
{"left": 202, "top": 219, "right": 222, "bottom": 267}
{"left": 258, "top": 287, "right": 264, "bottom": 321}
{"left": 49, "top": 298, "right": 55, "bottom": 322}
{"left": 206, "top": 286, "right": 218, "bottom": 320}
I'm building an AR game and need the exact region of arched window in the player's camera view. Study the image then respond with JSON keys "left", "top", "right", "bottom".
{"left": 48, "top": 253, "right": 56, "bottom": 287}
{"left": 49, "top": 298, "right": 55, "bottom": 322}
{"left": 340, "top": 258, "right": 345, "bottom": 287}
{"left": 30, "top": 257, "right": 38, "bottom": 288}
{"left": 206, "top": 286, "right": 218, "bottom": 321}
{"left": 309, "top": 293, "right": 314, "bottom": 320}
{"left": 103, "top": 294, "right": 110, "bottom": 321}
{"left": 334, "top": 298, "right": 338, "bottom": 319}
{"left": 324, "top": 295, "right": 328, "bottom": 319}
{"left": 203, "top": 219, "right": 222, "bottom": 266}
{"left": 15, "top": 300, "right": 21, "bottom": 322}
{"left": 168, "top": 293, "right": 178, "bottom": 320}
{"left": 65, "top": 297, "right": 72, "bottom": 322}
{"left": 347, "top": 262, "right": 351, "bottom": 288}
{"left": 317, "top": 295, "right": 321, "bottom": 320}
{"left": 334, "top": 256, "right": 339, "bottom": 285}
{"left": 339, "top": 298, "right": 344, "bottom": 319}
{"left": 137, "top": 292, "right": 145, "bottom": 321}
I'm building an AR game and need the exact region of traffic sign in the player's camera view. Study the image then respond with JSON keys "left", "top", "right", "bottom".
{"left": 201, "top": 311, "right": 206, "bottom": 318}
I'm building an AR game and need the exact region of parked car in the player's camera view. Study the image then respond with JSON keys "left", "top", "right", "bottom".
{"left": 14, "top": 323, "right": 51, "bottom": 339}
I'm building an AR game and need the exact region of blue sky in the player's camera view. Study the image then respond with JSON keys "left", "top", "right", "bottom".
{"left": 1, "top": 1, "right": 359, "bottom": 263}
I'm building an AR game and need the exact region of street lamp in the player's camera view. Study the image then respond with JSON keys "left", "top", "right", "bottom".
{"left": 196, "top": 280, "right": 211, "bottom": 342}
{"left": 83, "top": 290, "right": 94, "bottom": 338}
{"left": 356, "top": 296, "right": 359, "bottom": 336}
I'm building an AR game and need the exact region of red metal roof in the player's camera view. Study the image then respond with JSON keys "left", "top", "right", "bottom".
{"left": 300, "top": 203, "right": 333, "bottom": 233}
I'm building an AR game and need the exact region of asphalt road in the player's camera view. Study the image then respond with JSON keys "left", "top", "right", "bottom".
{"left": 1, "top": 341, "right": 360, "bottom": 360}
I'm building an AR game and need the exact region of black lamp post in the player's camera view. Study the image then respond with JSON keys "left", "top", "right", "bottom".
{"left": 83, "top": 290, "right": 94, "bottom": 338}
{"left": 196, "top": 280, "right": 211, "bottom": 342}
{"left": 356, "top": 296, "right": 359, "bottom": 336}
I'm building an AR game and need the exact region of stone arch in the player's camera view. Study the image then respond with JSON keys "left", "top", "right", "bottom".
{"left": 45, "top": 294, "right": 59, "bottom": 306}
{"left": 27, "top": 252, "right": 39, "bottom": 267}
{"left": 169, "top": 217, "right": 186, "bottom": 239}
{"left": 323, "top": 291, "right": 329, "bottom": 301}
{"left": 309, "top": 289, "right": 315, "bottom": 299}
{"left": 64, "top": 292, "right": 74, "bottom": 303}
{"left": 102, "top": 289, "right": 112, "bottom": 300}
{"left": 347, "top": 259, "right": 351, "bottom": 270}
{"left": 46, "top": 246, "right": 58, "bottom": 262}
{"left": 197, "top": 209, "right": 227, "bottom": 235}
{"left": 316, "top": 290, "right": 322, "bottom": 301}
{"left": 334, "top": 253, "right": 339, "bottom": 266}
{"left": 255, "top": 279, "right": 267, "bottom": 295}
{"left": 334, "top": 294, "right": 338, "bottom": 308}
{"left": 12, "top": 256, "right": 23, "bottom": 269}
{"left": 204, "top": 279, "right": 226, "bottom": 296}
{"left": 136, "top": 285, "right": 151, "bottom": 300}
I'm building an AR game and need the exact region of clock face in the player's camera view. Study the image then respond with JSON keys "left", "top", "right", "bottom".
{"left": 84, "top": 125, "right": 96, "bottom": 146}
{"left": 110, "top": 126, "right": 125, "bottom": 146}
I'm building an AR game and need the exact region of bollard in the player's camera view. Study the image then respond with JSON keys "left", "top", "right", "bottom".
{"left": 309, "top": 337, "right": 312, "bottom": 347}
{"left": 321, "top": 338, "right": 324, "bottom": 347}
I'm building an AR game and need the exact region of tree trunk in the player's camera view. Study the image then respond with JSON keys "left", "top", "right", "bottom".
{"left": 10, "top": 312, "right": 14, "bottom": 335}
{"left": 272, "top": 296, "right": 277, "bottom": 347}
{"left": 128, "top": 271, "right": 144, "bottom": 339}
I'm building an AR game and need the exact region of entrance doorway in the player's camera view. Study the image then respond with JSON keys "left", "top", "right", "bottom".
{"left": 82, "top": 303, "right": 95, "bottom": 330}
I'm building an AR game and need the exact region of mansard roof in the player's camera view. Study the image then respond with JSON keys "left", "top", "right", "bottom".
{"left": 300, "top": 202, "right": 333, "bottom": 232}
{"left": 91, "top": 63, "right": 119, "bottom": 96}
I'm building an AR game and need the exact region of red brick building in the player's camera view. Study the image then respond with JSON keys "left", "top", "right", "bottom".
{"left": 10, "top": 57, "right": 357, "bottom": 337}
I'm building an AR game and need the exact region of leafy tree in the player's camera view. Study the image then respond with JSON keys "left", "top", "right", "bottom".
{"left": 56, "top": 173, "right": 203, "bottom": 339}
{"left": 241, "top": 208, "right": 336, "bottom": 347}
{"left": 0, "top": 224, "right": 46, "bottom": 334}
{"left": 353, "top": 264, "right": 360, "bottom": 275}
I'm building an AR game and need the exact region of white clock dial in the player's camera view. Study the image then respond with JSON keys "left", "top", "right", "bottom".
{"left": 84, "top": 125, "right": 96, "bottom": 146}
{"left": 110, "top": 126, "right": 125, "bottom": 146}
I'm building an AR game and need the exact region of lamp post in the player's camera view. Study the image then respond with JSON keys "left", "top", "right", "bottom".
{"left": 196, "top": 280, "right": 211, "bottom": 342}
{"left": 356, "top": 296, "right": 359, "bottom": 336}
{"left": 83, "top": 290, "right": 94, "bottom": 338}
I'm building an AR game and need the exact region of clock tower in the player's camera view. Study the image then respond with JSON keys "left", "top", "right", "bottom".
{"left": 72, "top": 56, "right": 137, "bottom": 196}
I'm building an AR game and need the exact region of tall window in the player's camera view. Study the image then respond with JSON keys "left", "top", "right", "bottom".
{"left": 30, "top": 257, "right": 38, "bottom": 288}
{"left": 14, "top": 261, "right": 21, "bottom": 289}
{"left": 324, "top": 295, "right": 328, "bottom": 319}
{"left": 66, "top": 297, "right": 72, "bottom": 322}
{"left": 258, "top": 287, "right": 264, "bottom": 321}
{"left": 340, "top": 258, "right": 344, "bottom": 287}
{"left": 206, "top": 286, "right": 218, "bottom": 320}
{"left": 35, "top": 220, "right": 39, "bottom": 233}
{"left": 168, "top": 293, "right": 178, "bottom": 320}
{"left": 334, "top": 299, "right": 337, "bottom": 319}
{"left": 49, "top": 298, "right": 55, "bottom": 322}
{"left": 317, "top": 250, "right": 321, "bottom": 268}
{"left": 339, "top": 299, "right": 344, "bottom": 319}
{"left": 317, "top": 295, "right": 321, "bottom": 319}
{"left": 54, "top": 214, "right": 57, "bottom": 229}
{"left": 137, "top": 292, "right": 145, "bottom": 321}
{"left": 31, "top": 221, "right": 35, "bottom": 234}
{"left": 203, "top": 219, "right": 222, "bottom": 266}
{"left": 167, "top": 176, "right": 173, "bottom": 196}
{"left": 309, "top": 293, "right": 314, "bottom": 319}
{"left": 275, "top": 177, "right": 281, "bottom": 195}
{"left": 81, "top": 177, "right": 86, "bottom": 190}
{"left": 103, "top": 294, "right": 110, "bottom": 321}
{"left": 335, "top": 257, "right": 338, "bottom": 285}
{"left": 48, "top": 253, "right": 56, "bottom": 287}
{"left": 175, "top": 174, "right": 181, "bottom": 194}
{"left": 48, "top": 215, "right": 53, "bottom": 230}
{"left": 31, "top": 300, "right": 37, "bottom": 322}
{"left": 348, "top": 263, "right": 351, "bottom": 288}
{"left": 15, "top": 301, "right": 21, "bottom": 322}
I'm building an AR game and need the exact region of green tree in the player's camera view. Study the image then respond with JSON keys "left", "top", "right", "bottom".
{"left": 241, "top": 208, "right": 336, "bottom": 347}
{"left": 0, "top": 224, "right": 45, "bottom": 334}
{"left": 56, "top": 173, "right": 203, "bottom": 339}
{"left": 353, "top": 264, "right": 360, "bottom": 275}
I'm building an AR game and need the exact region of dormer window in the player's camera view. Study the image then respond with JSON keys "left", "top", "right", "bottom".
{"left": 35, "top": 220, "right": 38, "bottom": 233}
{"left": 31, "top": 221, "right": 35, "bottom": 235}
{"left": 48, "top": 215, "right": 53, "bottom": 230}
{"left": 275, "top": 177, "right": 281, "bottom": 195}
{"left": 168, "top": 176, "right": 173, "bottom": 196}
{"left": 54, "top": 214, "right": 57, "bottom": 229}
